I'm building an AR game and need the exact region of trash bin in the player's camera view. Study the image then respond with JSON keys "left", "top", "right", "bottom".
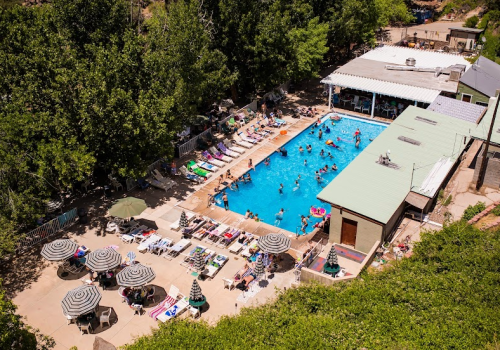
{"left": 78, "top": 207, "right": 88, "bottom": 225}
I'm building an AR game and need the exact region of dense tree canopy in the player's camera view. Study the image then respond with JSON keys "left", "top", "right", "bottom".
{"left": 125, "top": 221, "right": 500, "bottom": 349}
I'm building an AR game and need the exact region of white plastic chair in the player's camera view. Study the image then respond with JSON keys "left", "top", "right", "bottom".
{"left": 222, "top": 278, "right": 234, "bottom": 291}
{"left": 100, "top": 308, "right": 112, "bottom": 328}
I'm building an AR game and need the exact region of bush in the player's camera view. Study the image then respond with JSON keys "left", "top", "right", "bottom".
{"left": 492, "top": 205, "right": 500, "bottom": 216}
{"left": 442, "top": 194, "right": 452, "bottom": 206}
{"left": 465, "top": 15, "right": 479, "bottom": 28}
{"left": 462, "top": 201, "right": 486, "bottom": 221}
{"left": 125, "top": 221, "right": 500, "bottom": 350}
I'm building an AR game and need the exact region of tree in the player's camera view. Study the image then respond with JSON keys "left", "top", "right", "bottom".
{"left": 464, "top": 15, "right": 479, "bottom": 28}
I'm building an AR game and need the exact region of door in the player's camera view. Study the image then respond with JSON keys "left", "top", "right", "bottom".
{"left": 341, "top": 218, "right": 358, "bottom": 246}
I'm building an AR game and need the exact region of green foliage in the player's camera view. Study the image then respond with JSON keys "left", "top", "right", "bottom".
{"left": 465, "top": 15, "right": 479, "bottom": 28}
{"left": 491, "top": 205, "right": 500, "bottom": 216}
{"left": 375, "top": 0, "right": 414, "bottom": 27}
{"left": 442, "top": 194, "right": 452, "bottom": 206}
{"left": 125, "top": 221, "right": 500, "bottom": 349}
{"left": 0, "top": 281, "right": 54, "bottom": 349}
{"left": 462, "top": 201, "right": 486, "bottom": 221}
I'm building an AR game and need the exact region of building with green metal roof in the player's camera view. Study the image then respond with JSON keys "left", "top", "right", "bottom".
{"left": 317, "top": 106, "right": 473, "bottom": 253}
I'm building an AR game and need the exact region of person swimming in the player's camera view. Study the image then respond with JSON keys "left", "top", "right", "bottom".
{"left": 353, "top": 128, "right": 361, "bottom": 138}
{"left": 325, "top": 126, "right": 331, "bottom": 133}
{"left": 245, "top": 173, "right": 252, "bottom": 182}
{"left": 296, "top": 174, "right": 302, "bottom": 181}
{"left": 264, "top": 157, "right": 270, "bottom": 166}
{"left": 355, "top": 135, "right": 361, "bottom": 148}
{"left": 304, "top": 159, "right": 307, "bottom": 166}
{"left": 323, "top": 165, "right": 328, "bottom": 172}
{"left": 327, "top": 152, "right": 334, "bottom": 159}
{"left": 332, "top": 163, "right": 338, "bottom": 171}
{"left": 318, "top": 129, "right": 323, "bottom": 140}
{"left": 320, "top": 149, "right": 325, "bottom": 157}
{"left": 306, "top": 145, "right": 312, "bottom": 152}
{"left": 275, "top": 208, "right": 285, "bottom": 226}
{"left": 293, "top": 180, "right": 300, "bottom": 191}
{"left": 299, "top": 146, "right": 304, "bottom": 152}
{"left": 279, "top": 183, "right": 284, "bottom": 194}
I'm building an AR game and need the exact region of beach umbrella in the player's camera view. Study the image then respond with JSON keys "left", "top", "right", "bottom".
{"left": 193, "top": 252, "right": 204, "bottom": 272}
{"left": 254, "top": 255, "right": 265, "bottom": 277}
{"left": 108, "top": 197, "right": 147, "bottom": 219}
{"left": 116, "top": 263, "right": 156, "bottom": 288}
{"left": 126, "top": 251, "right": 136, "bottom": 264}
{"left": 257, "top": 233, "right": 291, "bottom": 254}
{"left": 189, "top": 279, "right": 204, "bottom": 302}
{"left": 41, "top": 239, "right": 79, "bottom": 261}
{"left": 61, "top": 285, "right": 102, "bottom": 317}
{"left": 85, "top": 248, "right": 122, "bottom": 272}
{"left": 179, "top": 211, "right": 188, "bottom": 228}
{"left": 326, "top": 245, "right": 338, "bottom": 266}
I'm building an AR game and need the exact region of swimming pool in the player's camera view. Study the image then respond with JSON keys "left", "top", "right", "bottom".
{"left": 216, "top": 114, "right": 387, "bottom": 234}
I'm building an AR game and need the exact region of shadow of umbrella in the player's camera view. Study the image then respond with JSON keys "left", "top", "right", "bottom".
{"left": 57, "top": 266, "right": 89, "bottom": 280}
{"left": 89, "top": 306, "right": 118, "bottom": 334}
{"left": 275, "top": 253, "right": 296, "bottom": 273}
{"left": 137, "top": 218, "right": 158, "bottom": 230}
{"left": 143, "top": 284, "right": 167, "bottom": 308}
{"left": 258, "top": 279, "right": 269, "bottom": 288}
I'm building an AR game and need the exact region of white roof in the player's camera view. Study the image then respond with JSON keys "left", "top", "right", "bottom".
{"left": 361, "top": 45, "right": 471, "bottom": 69}
{"left": 321, "top": 73, "right": 441, "bottom": 103}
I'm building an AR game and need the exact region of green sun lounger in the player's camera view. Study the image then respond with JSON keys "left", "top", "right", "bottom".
{"left": 187, "top": 161, "right": 210, "bottom": 178}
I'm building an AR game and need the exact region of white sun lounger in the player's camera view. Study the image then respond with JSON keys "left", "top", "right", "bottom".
{"left": 202, "top": 151, "right": 225, "bottom": 167}
{"left": 197, "top": 161, "right": 219, "bottom": 172}
{"left": 205, "top": 224, "right": 230, "bottom": 244}
{"left": 209, "top": 147, "right": 233, "bottom": 163}
{"left": 223, "top": 139, "right": 245, "bottom": 154}
{"left": 149, "top": 237, "right": 173, "bottom": 255}
{"left": 228, "top": 241, "right": 244, "bottom": 254}
{"left": 240, "top": 239, "right": 259, "bottom": 257}
{"left": 237, "top": 132, "right": 258, "bottom": 144}
{"left": 163, "top": 239, "right": 191, "bottom": 260}
{"left": 169, "top": 212, "right": 196, "bottom": 231}
{"left": 233, "top": 137, "right": 253, "bottom": 148}
{"left": 201, "top": 254, "right": 228, "bottom": 280}
{"left": 157, "top": 297, "right": 189, "bottom": 323}
{"left": 137, "top": 234, "right": 161, "bottom": 253}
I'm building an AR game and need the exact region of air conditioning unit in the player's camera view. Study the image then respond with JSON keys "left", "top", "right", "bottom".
{"left": 449, "top": 69, "right": 461, "bottom": 82}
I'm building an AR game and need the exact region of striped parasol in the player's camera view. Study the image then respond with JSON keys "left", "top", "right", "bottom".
{"left": 326, "top": 245, "right": 338, "bottom": 266}
{"left": 85, "top": 248, "right": 122, "bottom": 272}
{"left": 257, "top": 233, "right": 291, "bottom": 254}
{"left": 262, "top": 252, "right": 270, "bottom": 267}
{"left": 193, "top": 252, "right": 204, "bottom": 272}
{"left": 189, "top": 279, "right": 204, "bottom": 302}
{"left": 253, "top": 255, "right": 265, "bottom": 277}
{"left": 116, "top": 263, "right": 156, "bottom": 287}
{"left": 41, "top": 239, "right": 79, "bottom": 261}
{"left": 61, "top": 285, "right": 102, "bottom": 317}
{"left": 179, "top": 211, "right": 188, "bottom": 228}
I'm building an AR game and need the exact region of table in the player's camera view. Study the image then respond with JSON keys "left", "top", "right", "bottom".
{"left": 323, "top": 263, "right": 341, "bottom": 276}
{"left": 340, "top": 99, "right": 351, "bottom": 106}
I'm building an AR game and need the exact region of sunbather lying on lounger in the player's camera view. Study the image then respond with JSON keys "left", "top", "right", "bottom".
{"left": 234, "top": 264, "right": 249, "bottom": 281}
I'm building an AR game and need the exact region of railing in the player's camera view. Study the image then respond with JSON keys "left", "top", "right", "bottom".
{"left": 147, "top": 158, "right": 166, "bottom": 175}
{"left": 178, "top": 128, "right": 212, "bottom": 158}
{"left": 294, "top": 239, "right": 324, "bottom": 270}
{"left": 126, "top": 178, "right": 138, "bottom": 192}
{"left": 16, "top": 208, "right": 79, "bottom": 252}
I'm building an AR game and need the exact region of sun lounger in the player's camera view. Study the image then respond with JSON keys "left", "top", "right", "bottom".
{"left": 233, "top": 137, "right": 253, "bottom": 148}
{"left": 157, "top": 297, "right": 189, "bottom": 323}
{"left": 205, "top": 223, "right": 230, "bottom": 244}
{"left": 148, "top": 285, "right": 181, "bottom": 320}
{"left": 149, "top": 237, "right": 173, "bottom": 255}
{"left": 146, "top": 177, "right": 172, "bottom": 192}
{"left": 163, "top": 239, "right": 191, "bottom": 260}
{"left": 181, "top": 218, "right": 206, "bottom": 236}
{"left": 133, "top": 228, "right": 155, "bottom": 243}
{"left": 217, "top": 228, "right": 240, "bottom": 248}
{"left": 209, "top": 147, "right": 233, "bottom": 163}
{"left": 237, "top": 132, "right": 258, "bottom": 144}
{"left": 240, "top": 239, "right": 259, "bottom": 257}
{"left": 217, "top": 142, "right": 240, "bottom": 158}
{"left": 137, "top": 234, "right": 161, "bottom": 252}
{"left": 169, "top": 211, "right": 196, "bottom": 231}
{"left": 192, "top": 221, "right": 216, "bottom": 240}
{"left": 228, "top": 241, "right": 244, "bottom": 254}
{"left": 179, "top": 166, "right": 204, "bottom": 183}
{"left": 196, "top": 161, "right": 219, "bottom": 172}
{"left": 201, "top": 254, "right": 228, "bottom": 279}
{"left": 201, "top": 151, "right": 225, "bottom": 167}
{"left": 223, "top": 139, "right": 245, "bottom": 154}
{"left": 186, "top": 161, "right": 212, "bottom": 178}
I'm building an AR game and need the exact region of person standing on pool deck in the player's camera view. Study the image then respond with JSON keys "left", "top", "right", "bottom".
{"left": 248, "top": 158, "right": 254, "bottom": 170}
{"left": 222, "top": 192, "right": 229, "bottom": 210}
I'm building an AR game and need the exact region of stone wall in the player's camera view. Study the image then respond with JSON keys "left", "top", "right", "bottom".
{"left": 473, "top": 144, "right": 500, "bottom": 188}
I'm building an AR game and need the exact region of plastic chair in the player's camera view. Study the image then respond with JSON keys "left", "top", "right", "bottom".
{"left": 79, "top": 323, "right": 92, "bottom": 335}
{"left": 100, "top": 308, "right": 112, "bottom": 328}
{"left": 146, "top": 287, "right": 156, "bottom": 304}
{"left": 222, "top": 278, "right": 234, "bottom": 291}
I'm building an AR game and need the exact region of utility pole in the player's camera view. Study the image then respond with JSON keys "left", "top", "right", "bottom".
{"left": 476, "top": 93, "right": 500, "bottom": 190}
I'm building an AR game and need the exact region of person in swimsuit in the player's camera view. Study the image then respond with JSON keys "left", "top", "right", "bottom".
{"left": 306, "top": 145, "right": 312, "bottom": 152}
{"left": 300, "top": 215, "right": 310, "bottom": 234}
{"left": 304, "top": 159, "right": 307, "bottom": 166}
{"left": 222, "top": 192, "right": 229, "bottom": 210}
{"left": 332, "top": 163, "right": 338, "bottom": 171}
{"left": 264, "top": 157, "right": 270, "bottom": 166}
{"left": 327, "top": 152, "right": 334, "bottom": 159}
{"left": 279, "top": 183, "right": 284, "bottom": 194}
{"left": 320, "top": 149, "right": 325, "bottom": 157}
{"left": 245, "top": 173, "right": 252, "bottom": 182}
{"left": 318, "top": 129, "right": 323, "bottom": 140}
{"left": 299, "top": 146, "right": 304, "bottom": 152}
{"left": 248, "top": 159, "right": 253, "bottom": 169}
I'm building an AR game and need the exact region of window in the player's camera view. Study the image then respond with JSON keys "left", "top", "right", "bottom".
{"left": 461, "top": 93, "right": 472, "bottom": 103}
{"left": 476, "top": 101, "right": 488, "bottom": 107}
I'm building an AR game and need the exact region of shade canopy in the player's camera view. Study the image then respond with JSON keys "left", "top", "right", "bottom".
{"left": 116, "top": 263, "right": 156, "bottom": 288}
{"left": 85, "top": 248, "right": 122, "bottom": 272}
{"left": 179, "top": 211, "right": 188, "bottom": 228}
{"left": 61, "top": 285, "right": 102, "bottom": 317}
{"left": 254, "top": 255, "right": 265, "bottom": 277}
{"left": 326, "top": 245, "right": 339, "bottom": 266}
{"left": 193, "top": 252, "right": 204, "bottom": 272}
{"left": 189, "top": 279, "right": 204, "bottom": 302}
{"left": 257, "top": 233, "right": 291, "bottom": 254}
{"left": 108, "top": 197, "right": 147, "bottom": 218}
{"left": 41, "top": 239, "right": 79, "bottom": 261}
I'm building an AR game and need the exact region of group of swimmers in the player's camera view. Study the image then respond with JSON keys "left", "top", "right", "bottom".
{"left": 213, "top": 171, "right": 252, "bottom": 194}
{"left": 244, "top": 209, "right": 262, "bottom": 222}
{"left": 278, "top": 175, "right": 303, "bottom": 194}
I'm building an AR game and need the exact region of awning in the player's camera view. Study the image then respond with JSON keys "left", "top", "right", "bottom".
{"left": 321, "top": 73, "right": 441, "bottom": 103}
{"left": 405, "top": 192, "right": 430, "bottom": 210}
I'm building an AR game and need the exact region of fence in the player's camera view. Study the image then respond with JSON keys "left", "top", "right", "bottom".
{"left": 294, "top": 239, "right": 324, "bottom": 270}
{"left": 16, "top": 208, "right": 79, "bottom": 252}
{"left": 178, "top": 128, "right": 212, "bottom": 158}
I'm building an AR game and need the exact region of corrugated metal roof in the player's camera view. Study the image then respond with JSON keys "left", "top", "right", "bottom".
{"left": 449, "top": 27, "right": 484, "bottom": 33}
{"left": 427, "top": 95, "right": 486, "bottom": 123}
{"left": 460, "top": 56, "right": 500, "bottom": 97}
{"left": 317, "top": 106, "right": 473, "bottom": 224}
{"left": 321, "top": 73, "right": 440, "bottom": 103}
{"left": 472, "top": 97, "right": 500, "bottom": 144}
{"left": 360, "top": 45, "right": 471, "bottom": 69}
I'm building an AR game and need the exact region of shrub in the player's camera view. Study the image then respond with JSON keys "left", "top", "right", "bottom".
{"left": 442, "top": 194, "right": 452, "bottom": 206}
{"left": 462, "top": 201, "right": 486, "bottom": 221}
{"left": 465, "top": 15, "right": 479, "bottom": 28}
{"left": 492, "top": 205, "right": 500, "bottom": 216}
{"left": 125, "top": 221, "right": 500, "bottom": 350}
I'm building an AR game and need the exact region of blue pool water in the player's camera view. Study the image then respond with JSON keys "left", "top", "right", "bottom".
{"left": 216, "top": 114, "right": 387, "bottom": 234}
